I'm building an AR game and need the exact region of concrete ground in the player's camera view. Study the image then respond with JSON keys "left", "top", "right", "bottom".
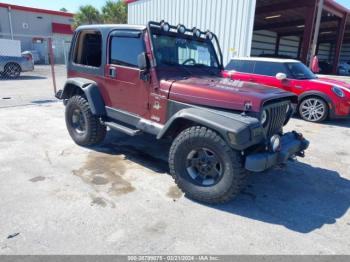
{"left": 0, "top": 66, "right": 350, "bottom": 254}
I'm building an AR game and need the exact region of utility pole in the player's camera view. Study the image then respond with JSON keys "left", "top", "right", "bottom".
{"left": 7, "top": 6, "right": 14, "bottom": 40}
{"left": 309, "top": 0, "right": 324, "bottom": 67}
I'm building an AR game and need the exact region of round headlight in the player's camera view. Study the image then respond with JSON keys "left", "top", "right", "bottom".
{"left": 177, "top": 24, "right": 186, "bottom": 34}
{"left": 161, "top": 21, "right": 170, "bottom": 32}
{"left": 270, "top": 135, "right": 281, "bottom": 152}
{"left": 192, "top": 28, "right": 201, "bottom": 38}
{"left": 332, "top": 86, "right": 345, "bottom": 98}
{"left": 261, "top": 110, "right": 268, "bottom": 126}
{"left": 206, "top": 30, "right": 213, "bottom": 40}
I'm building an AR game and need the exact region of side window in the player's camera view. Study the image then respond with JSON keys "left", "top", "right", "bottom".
{"left": 225, "top": 60, "right": 254, "bottom": 73}
{"left": 254, "top": 61, "right": 287, "bottom": 76}
{"left": 225, "top": 60, "right": 241, "bottom": 71}
{"left": 240, "top": 61, "right": 255, "bottom": 73}
{"left": 110, "top": 35, "right": 144, "bottom": 67}
{"left": 73, "top": 31, "right": 102, "bottom": 67}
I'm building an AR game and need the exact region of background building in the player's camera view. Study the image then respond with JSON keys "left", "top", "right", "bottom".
{"left": 127, "top": 0, "right": 256, "bottom": 66}
{"left": 0, "top": 3, "right": 74, "bottom": 64}
{"left": 126, "top": 0, "right": 350, "bottom": 75}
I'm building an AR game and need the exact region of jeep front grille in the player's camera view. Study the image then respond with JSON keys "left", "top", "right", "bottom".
{"left": 263, "top": 102, "right": 289, "bottom": 138}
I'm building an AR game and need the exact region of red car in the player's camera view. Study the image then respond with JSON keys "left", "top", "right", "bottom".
{"left": 223, "top": 57, "right": 350, "bottom": 122}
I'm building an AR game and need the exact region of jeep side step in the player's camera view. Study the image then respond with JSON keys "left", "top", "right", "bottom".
{"left": 104, "top": 121, "right": 141, "bottom": 136}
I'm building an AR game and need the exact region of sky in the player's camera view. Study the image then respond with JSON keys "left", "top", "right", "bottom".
{"left": 2, "top": 0, "right": 350, "bottom": 13}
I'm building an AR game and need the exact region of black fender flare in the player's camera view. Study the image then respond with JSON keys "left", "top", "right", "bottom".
{"left": 157, "top": 107, "right": 264, "bottom": 151}
{"left": 58, "top": 78, "right": 106, "bottom": 116}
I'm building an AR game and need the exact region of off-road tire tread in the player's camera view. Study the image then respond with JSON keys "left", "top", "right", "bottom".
{"left": 66, "top": 95, "right": 106, "bottom": 146}
{"left": 169, "top": 126, "right": 247, "bottom": 204}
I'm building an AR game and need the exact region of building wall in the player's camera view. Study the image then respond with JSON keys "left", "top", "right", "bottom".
{"left": 0, "top": 6, "right": 73, "bottom": 64}
{"left": 251, "top": 30, "right": 301, "bottom": 59}
{"left": 128, "top": 0, "right": 256, "bottom": 65}
{"left": 251, "top": 30, "right": 347, "bottom": 66}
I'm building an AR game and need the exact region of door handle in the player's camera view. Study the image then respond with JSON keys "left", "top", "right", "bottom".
{"left": 109, "top": 67, "right": 116, "bottom": 78}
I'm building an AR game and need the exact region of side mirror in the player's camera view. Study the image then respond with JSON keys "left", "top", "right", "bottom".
{"left": 276, "top": 72, "right": 287, "bottom": 81}
{"left": 137, "top": 52, "right": 149, "bottom": 71}
{"left": 138, "top": 52, "right": 150, "bottom": 81}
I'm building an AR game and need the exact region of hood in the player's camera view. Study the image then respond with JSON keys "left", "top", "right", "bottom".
{"left": 167, "top": 76, "right": 296, "bottom": 112}
{"left": 313, "top": 77, "right": 350, "bottom": 92}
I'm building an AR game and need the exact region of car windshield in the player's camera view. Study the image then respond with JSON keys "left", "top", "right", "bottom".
{"left": 151, "top": 33, "right": 220, "bottom": 69}
{"left": 286, "top": 62, "right": 317, "bottom": 80}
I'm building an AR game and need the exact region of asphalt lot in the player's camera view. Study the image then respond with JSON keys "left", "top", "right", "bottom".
{"left": 0, "top": 66, "right": 350, "bottom": 254}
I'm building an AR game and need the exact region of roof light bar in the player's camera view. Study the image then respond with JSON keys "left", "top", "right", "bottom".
{"left": 177, "top": 24, "right": 186, "bottom": 34}
{"left": 160, "top": 21, "right": 170, "bottom": 32}
{"left": 192, "top": 27, "right": 201, "bottom": 38}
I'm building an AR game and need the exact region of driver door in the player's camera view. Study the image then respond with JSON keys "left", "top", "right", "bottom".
{"left": 105, "top": 30, "right": 150, "bottom": 117}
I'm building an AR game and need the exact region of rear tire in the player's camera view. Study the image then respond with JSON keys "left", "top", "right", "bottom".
{"left": 4, "top": 63, "right": 21, "bottom": 79}
{"left": 169, "top": 126, "right": 247, "bottom": 204}
{"left": 65, "top": 95, "right": 106, "bottom": 146}
{"left": 298, "top": 96, "right": 328, "bottom": 122}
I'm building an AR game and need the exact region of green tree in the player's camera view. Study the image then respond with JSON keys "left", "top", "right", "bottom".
{"left": 60, "top": 7, "right": 68, "bottom": 12}
{"left": 102, "top": 0, "right": 127, "bottom": 24}
{"left": 73, "top": 5, "right": 101, "bottom": 28}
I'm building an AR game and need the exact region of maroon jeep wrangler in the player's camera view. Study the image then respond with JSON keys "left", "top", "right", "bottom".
{"left": 56, "top": 21, "right": 309, "bottom": 204}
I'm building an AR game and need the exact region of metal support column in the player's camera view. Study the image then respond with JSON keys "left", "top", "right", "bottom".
{"left": 301, "top": 1, "right": 318, "bottom": 63}
{"left": 332, "top": 14, "right": 348, "bottom": 74}
{"left": 275, "top": 34, "right": 281, "bottom": 56}
{"left": 7, "top": 7, "right": 14, "bottom": 40}
{"left": 309, "top": 0, "right": 324, "bottom": 67}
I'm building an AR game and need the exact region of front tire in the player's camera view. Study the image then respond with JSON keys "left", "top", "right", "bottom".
{"left": 298, "top": 96, "right": 328, "bottom": 122}
{"left": 169, "top": 126, "right": 247, "bottom": 204}
{"left": 65, "top": 95, "right": 106, "bottom": 146}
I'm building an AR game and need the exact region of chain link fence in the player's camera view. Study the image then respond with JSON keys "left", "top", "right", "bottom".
{"left": 0, "top": 33, "right": 71, "bottom": 106}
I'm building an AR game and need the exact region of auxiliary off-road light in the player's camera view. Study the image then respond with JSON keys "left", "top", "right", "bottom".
{"left": 192, "top": 28, "right": 201, "bottom": 38}
{"left": 270, "top": 135, "right": 281, "bottom": 152}
{"left": 177, "top": 24, "right": 186, "bottom": 34}
{"left": 206, "top": 31, "right": 214, "bottom": 40}
{"left": 161, "top": 21, "right": 170, "bottom": 32}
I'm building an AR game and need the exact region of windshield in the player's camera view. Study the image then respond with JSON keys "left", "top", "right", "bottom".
{"left": 151, "top": 33, "right": 220, "bottom": 69}
{"left": 286, "top": 62, "right": 317, "bottom": 80}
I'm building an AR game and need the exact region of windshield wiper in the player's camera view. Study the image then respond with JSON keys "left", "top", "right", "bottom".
{"left": 192, "top": 63, "right": 208, "bottom": 67}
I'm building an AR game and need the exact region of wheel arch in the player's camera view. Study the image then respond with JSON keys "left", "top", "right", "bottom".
{"left": 298, "top": 91, "right": 332, "bottom": 120}
{"left": 5, "top": 62, "right": 21, "bottom": 71}
{"left": 58, "top": 78, "right": 106, "bottom": 116}
{"left": 298, "top": 91, "right": 333, "bottom": 108}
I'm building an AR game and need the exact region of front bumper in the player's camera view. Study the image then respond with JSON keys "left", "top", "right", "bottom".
{"left": 245, "top": 132, "right": 309, "bottom": 172}
{"left": 329, "top": 100, "right": 350, "bottom": 119}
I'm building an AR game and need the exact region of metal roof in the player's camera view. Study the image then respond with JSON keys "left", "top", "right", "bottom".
{"left": 0, "top": 2, "right": 74, "bottom": 17}
{"left": 76, "top": 24, "right": 146, "bottom": 31}
{"left": 254, "top": 0, "right": 350, "bottom": 43}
